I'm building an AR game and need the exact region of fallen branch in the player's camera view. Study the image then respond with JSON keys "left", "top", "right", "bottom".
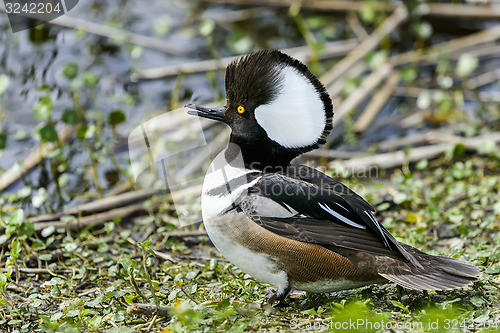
{"left": 393, "top": 86, "right": 500, "bottom": 103}
{"left": 167, "top": 230, "right": 208, "bottom": 238}
{"left": 391, "top": 24, "right": 500, "bottom": 67}
{"left": 136, "top": 39, "right": 358, "bottom": 80}
{"left": 202, "top": 0, "right": 500, "bottom": 19}
{"left": 127, "top": 303, "right": 170, "bottom": 317}
{"left": 354, "top": 71, "right": 401, "bottom": 132}
{"left": 329, "top": 132, "right": 500, "bottom": 172}
{"left": 0, "top": 268, "right": 73, "bottom": 274}
{"left": 34, "top": 204, "right": 150, "bottom": 231}
{"left": 29, "top": 188, "right": 163, "bottom": 223}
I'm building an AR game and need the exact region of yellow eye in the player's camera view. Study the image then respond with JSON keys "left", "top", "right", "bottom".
{"left": 237, "top": 106, "right": 245, "bottom": 114}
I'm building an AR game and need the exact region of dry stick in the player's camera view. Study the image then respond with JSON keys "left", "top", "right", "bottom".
{"left": 167, "top": 230, "right": 207, "bottom": 238}
{"left": 421, "top": 3, "right": 500, "bottom": 19}
{"left": 33, "top": 204, "right": 149, "bottom": 231}
{"left": 203, "top": 0, "right": 500, "bottom": 19}
{"left": 321, "top": 6, "right": 408, "bottom": 88}
{"left": 391, "top": 24, "right": 500, "bottom": 67}
{"left": 347, "top": 11, "right": 368, "bottom": 40}
{"left": 29, "top": 188, "right": 163, "bottom": 223}
{"left": 467, "top": 68, "right": 500, "bottom": 89}
{"left": 331, "top": 63, "right": 393, "bottom": 129}
{"left": 0, "top": 126, "right": 75, "bottom": 191}
{"left": 329, "top": 132, "right": 500, "bottom": 173}
{"left": 353, "top": 71, "right": 401, "bottom": 132}
{"left": 0, "top": 268, "right": 73, "bottom": 274}
{"left": 136, "top": 39, "right": 358, "bottom": 80}
{"left": 0, "top": 3, "right": 183, "bottom": 55}
{"left": 127, "top": 303, "right": 170, "bottom": 317}
{"left": 392, "top": 86, "right": 500, "bottom": 103}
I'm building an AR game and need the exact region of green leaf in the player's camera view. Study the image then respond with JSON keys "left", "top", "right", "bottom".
{"left": 61, "top": 108, "right": 82, "bottom": 125}
{"left": 66, "top": 310, "right": 80, "bottom": 317}
{"left": 33, "top": 95, "right": 53, "bottom": 121}
{"left": 39, "top": 124, "right": 58, "bottom": 142}
{"left": 0, "top": 133, "right": 6, "bottom": 150}
{"left": 8, "top": 209, "right": 24, "bottom": 224}
{"left": 227, "top": 32, "right": 253, "bottom": 55}
{"left": 0, "top": 74, "right": 9, "bottom": 95}
{"left": 456, "top": 54, "right": 479, "bottom": 77}
{"left": 153, "top": 16, "right": 171, "bottom": 36}
{"left": 32, "top": 188, "right": 49, "bottom": 208}
{"left": 62, "top": 63, "right": 78, "bottom": 79}
{"left": 39, "top": 254, "right": 52, "bottom": 261}
{"left": 82, "top": 72, "right": 99, "bottom": 87}
{"left": 76, "top": 124, "right": 88, "bottom": 140}
{"left": 199, "top": 19, "right": 215, "bottom": 36}
{"left": 108, "top": 110, "right": 126, "bottom": 126}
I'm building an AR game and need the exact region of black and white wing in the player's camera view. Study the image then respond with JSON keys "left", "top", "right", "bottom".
{"left": 237, "top": 164, "right": 421, "bottom": 267}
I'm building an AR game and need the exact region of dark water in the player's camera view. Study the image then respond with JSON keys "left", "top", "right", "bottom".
{"left": 0, "top": 0, "right": 313, "bottom": 214}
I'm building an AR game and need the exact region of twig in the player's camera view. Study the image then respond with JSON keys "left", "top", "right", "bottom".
{"left": 153, "top": 251, "right": 180, "bottom": 263}
{"left": 0, "top": 3, "right": 183, "bottom": 55}
{"left": 0, "top": 126, "right": 75, "bottom": 191}
{"left": 126, "top": 303, "right": 170, "bottom": 317}
{"left": 354, "top": 71, "right": 401, "bottom": 132}
{"left": 33, "top": 204, "right": 150, "bottom": 231}
{"left": 347, "top": 11, "right": 368, "bottom": 40}
{"left": 392, "top": 86, "right": 500, "bottom": 103}
{"left": 166, "top": 230, "right": 208, "bottom": 238}
{"left": 328, "top": 132, "right": 500, "bottom": 172}
{"left": 321, "top": 5, "right": 408, "bottom": 87}
{"left": 136, "top": 39, "right": 358, "bottom": 80}
{"left": 203, "top": 0, "right": 500, "bottom": 19}
{"left": 419, "top": 3, "right": 500, "bottom": 19}
{"left": 0, "top": 268, "right": 73, "bottom": 274}
{"left": 466, "top": 68, "right": 500, "bottom": 89}
{"left": 331, "top": 63, "right": 393, "bottom": 129}
{"left": 29, "top": 188, "right": 163, "bottom": 223}
{"left": 391, "top": 24, "right": 500, "bottom": 67}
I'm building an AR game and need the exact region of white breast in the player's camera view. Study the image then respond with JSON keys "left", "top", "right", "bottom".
{"left": 201, "top": 150, "right": 289, "bottom": 291}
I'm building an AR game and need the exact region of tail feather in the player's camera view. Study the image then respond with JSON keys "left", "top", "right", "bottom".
{"left": 378, "top": 245, "right": 480, "bottom": 291}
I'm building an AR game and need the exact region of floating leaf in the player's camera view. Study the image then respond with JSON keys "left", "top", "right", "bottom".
{"left": 61, "top": 108, "right": 82, "bottom": 125}
{"left": 39, "top": 124, "right": 58, "bottom": 142}
{"left": 0, "top": 133, "right": 7, "bottom": 150}
{"left": 153, "top": 16, "right": 171, "bottom": 36}
{"left": 33, "top": 95, "right": 53, "bottom": 121}
{"left": 63, "top": 63, "right": 78, "bottom": 79}
{"left": 82, "top": 72, "right": 99, "bottom": 87}
{"left": 456, "top": 54, "right": 479, "bottom": 77}
{"left": 108, "top": 110, "right": 126, "bottom": 126}
{"left": 0, "top": 74, "right": 9, "bottom": 95}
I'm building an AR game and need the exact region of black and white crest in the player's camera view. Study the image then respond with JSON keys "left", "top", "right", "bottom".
{"left": 225, "top": 50, "right": 334, "bottom": 151}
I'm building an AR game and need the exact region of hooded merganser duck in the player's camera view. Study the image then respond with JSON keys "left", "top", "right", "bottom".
{"left": 186, "top": 50, "right": 480, "bottom": 305}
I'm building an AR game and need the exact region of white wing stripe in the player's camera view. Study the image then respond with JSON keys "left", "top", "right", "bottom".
{"left": 364, "top": 211, "right": 389, "bottom": 246}
{"left": 318, "top": 202, "right": 366, "bottom": 229}
{"left": 334, "top": 202, "right": 350, "bottom": 212}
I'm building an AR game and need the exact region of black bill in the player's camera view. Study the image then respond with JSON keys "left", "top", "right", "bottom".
{"left": 185, "top": 103, "right": 227, "bottom": 122}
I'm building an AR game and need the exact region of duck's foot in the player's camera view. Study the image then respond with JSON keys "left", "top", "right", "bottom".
{"left": 265, "top": 287, "right": 291, "bottom": 307}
